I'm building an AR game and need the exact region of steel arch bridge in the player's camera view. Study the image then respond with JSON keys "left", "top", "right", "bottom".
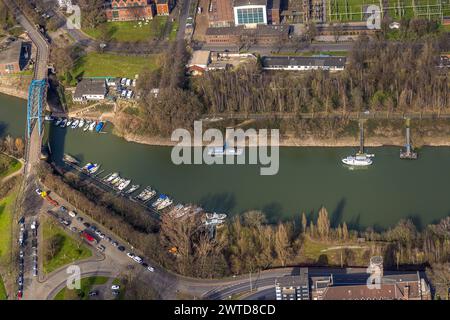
{"left": 26, "top": 79, "right": 47, "bottom": 138}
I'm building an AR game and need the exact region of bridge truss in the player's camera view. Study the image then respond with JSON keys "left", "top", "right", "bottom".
{"left": 26, "top": 79, "right": 47, "bottom": 138}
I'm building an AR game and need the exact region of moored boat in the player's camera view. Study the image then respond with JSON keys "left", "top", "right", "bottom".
{"left": 78, "top": 119, "right": 85, "bottom": 128}
{"left": 106, "top": 172, "right": 119, "bottom": 182}
{"left": 63, "top": 153, "right": 80, "bottom": 165}
{"left": 342, "top": 153, "right": 373, "bottom": 166}
{"left": 55, "top": 118, "right": 62, "bottom": 126}
{"left": 66, "top": 119, "right": 72, "bottom": 127}
{"left": 60, "top": 119, "right": 67, "bottom": 127}
{"left": 117, "top": 179, "right": 131, "bottom": 191}
{"left": 89, "top": 121, "right": 96, "bottom": 131}
{"left": 71, "top": 119, "right": 79, "bottom": 129}
{"left": 125, "top": 185, "right": 140, "bottom": 194}
{"left": 95, "top": 121, "right": 105, "bottom": 133}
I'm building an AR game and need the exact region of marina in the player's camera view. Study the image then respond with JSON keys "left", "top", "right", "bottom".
{"left": 48, "top": 116, "right": 107, "bottom": 134}
{"left": 3, "top": 93, "right": 450, "bottom": 229}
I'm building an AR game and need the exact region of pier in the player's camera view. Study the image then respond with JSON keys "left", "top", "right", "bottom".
{"left": 400, "top": 118, "right": 418, "bottom": 160}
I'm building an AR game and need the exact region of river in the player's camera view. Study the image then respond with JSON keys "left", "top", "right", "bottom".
{"left": 1, "top": 93, "right": 450, "bottom": 230}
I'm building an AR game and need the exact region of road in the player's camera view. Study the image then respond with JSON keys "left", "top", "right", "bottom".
{"left": 177, "top": 0, "right": 192, "bottom": 41}
{"left": 202, "top": 110, "right": 450, "bottom": 122}
{"left": 198, "top": 41, "right": 354, "bottom": 55}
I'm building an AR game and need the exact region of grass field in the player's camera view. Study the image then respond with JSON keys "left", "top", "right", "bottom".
{"left": 0, "top": 276, "right": 6, "bottom": 300}
{"left": 71, "top": 52, "right": 160, "bottom": 79}
{"left": 0, "top": 191, "right": 17, "bottom": 264}
{"left": 328, "top": 0, "right": 445, "bottom": 22}
{"left": 0, "top": 154, "right": 22, "bottom": 179}
{"left": 301, "top": 236, "right": 372, "bottom": 266}
{"left": 54, "top": 276, "right": 109, "bottom": 300}
{"left": 42, "top": 219, "right": 92, "bottom": 274}
{"left": 83, "top": 17, "right": 169, "bottom": 42}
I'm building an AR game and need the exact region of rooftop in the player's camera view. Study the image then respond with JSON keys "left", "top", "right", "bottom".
{"left": 206, "top": 24, "right": 288, "bottom": 36}
{"left": 188, "top": 50, "right": 211, "bottom": 67}
{"left": 234, "top": 0, "right": 267, "bottom": 7}
{"left": 0, "top": 41, "right": 23, "bottom": 65}
{"left": 74, "top": 79, "right": 107, "bottom": 99}
{"left": 262, "top": 56, "right": 347, "bottom": 68}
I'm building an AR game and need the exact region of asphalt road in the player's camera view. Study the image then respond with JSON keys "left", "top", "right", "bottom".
{"left": 177, "top": 0, "right": 192, "bottom": 41}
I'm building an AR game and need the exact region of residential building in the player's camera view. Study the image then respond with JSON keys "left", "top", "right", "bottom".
{"left": 73, "top": 79, "right": 108, "bottom": 103}
{"left": 106, "top": 0, "right": 154, "bottom": 21}
{"left": 208, "top": 0, "right": 235, "bottom": 27}
{"left": 275, "top": 268, "right": 310, "bottom": 300}
{"left": 155, "top": 0, "right": 173, "bottom": 16}
{"left": 0, "top": 41, "right": 29, "bottom": 75}
{"left": 233, "top": 0, "right": 268, "bottom": 26}
{"left": 205, "top": 24, "right": 288, "bottom": 45}
{"left": 261, "top": 56, "right": 347, "bottom": 71}
{"left": 187, "top": 50, "right": 211, "bottom": 75}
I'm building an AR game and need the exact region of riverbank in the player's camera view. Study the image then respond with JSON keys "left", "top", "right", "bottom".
{"left": 114, "top": 128, "right": 450, "bottom": 148}
{"left": 0, "top": 75, "right": 32, "bottom": 100}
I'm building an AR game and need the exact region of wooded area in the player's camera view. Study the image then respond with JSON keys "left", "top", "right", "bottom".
{"left": 118, "top": 34, "right": 450, "bottom": 138}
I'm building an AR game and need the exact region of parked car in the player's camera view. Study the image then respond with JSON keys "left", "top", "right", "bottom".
{"left": 117, "top": 246, "right": 125, "bottom": 252}
{"left": 59, "top": 206, "right": 67, "bottom": 213}
{"left": 126, "top": 90, "right": 133, "bottom": 99}
{"left": 83, "top": 222, "right": 90, "bottom": 228}
{"left": 90, "top": 225, "right": 97, "bottom": 231}
{"left": 68, "top": 211, "right": 77, "bottom": 218}
{"left": 89, "top": 290, "right": 98, "bottom": 297}
{"left": 111, "top": 241, "right": 118, "bottom": 247}
{"left": 19, "top": 250, "right": 24, "bottom": 258}
{"left": 35, "top": 188, "right": 42, "bottom": 195}
{"left": 97, "top": 245, "right": 106, "bottom": 252}
{"left": 76, "top": 217, "right": 84, "bottom": 222}
{"left": 70, "top": 226, "right": 78, "bottom": 232}
{"left": 33, "top": 269, "right": 38, "bottom": 277}
{"left": 111, "top": 285, "right": 120, "bottom": 290}
{"left": 147, "top": 266, "right": 155, "bottom": 272}
{"left": 18, "top": 216, "right": 25, "bottom": 224}
{"left": 133, "top": 256, "right": 143, "bottom": 264}
{"left": 126, "top": 252, "right": 135, "bottom": 259}
{"left": 125, "top": 79, "right": 131, "bottom": 86}
{"left": 112, "top": 290, "right": 120, "bottom": 296}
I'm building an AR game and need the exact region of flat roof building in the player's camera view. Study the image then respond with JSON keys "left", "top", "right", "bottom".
{"left": 187, "top": 50, "right": 212, "bottom": 75}
{"left": 209, "top": 0, "right": 235, "bottom": 27}
{"left": 275, "top": 268, "right": 310, "bottom": 300}
{"left": 233, "top": 0, "right": 268, "bottom": 26}
{"left": 262, "top": 56, "right": 347, "bottom": 71}
{"left": 73, "top": 79, "right": 107, "bottom": 103}
{"left": 0, "top": 41, "right": 29, "bottom": 75}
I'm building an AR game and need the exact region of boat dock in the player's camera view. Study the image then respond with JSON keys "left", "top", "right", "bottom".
{"left": 61, "top": 160, "right": 160, "bottom": 216}
{"left": 400, "top": 118, "right": 418, "bottom": 159}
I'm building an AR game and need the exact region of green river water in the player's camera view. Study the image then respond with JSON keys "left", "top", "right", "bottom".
{"left": 1, "top": 93, "right": 450, "bottom": 230}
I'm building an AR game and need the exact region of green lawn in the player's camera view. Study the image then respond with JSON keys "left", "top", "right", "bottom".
{"left": 0, "top": 275, "right": 7, "bottom": 300}
{"left": 42, "top": 219, "right": 92, "bottom": 274}
{"left": 0, "top": 154, "right": 22, "bottom": 179}
{"left": 54, "top": 276, "right": 109, "bottom": 300}
{"left": 71, "top": 52, "right": 160, "bottom": 79}
{"left": 0, "top": 191, "right": 17, "bottom": 264}
{"left": 83, "top": 17, "right": 169, "bottom": 42}
{"left": 169, "top": 21, "right": 179, "bottom": 41}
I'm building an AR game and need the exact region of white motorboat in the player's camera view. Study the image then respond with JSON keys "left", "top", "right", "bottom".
{"left": 112, "top": 178, "right": 124, "bottom": 187}
{"left": 71, "top": 119, "right": 79, "bottom": 129}
{"left": 207, "top": 144, "right": 244, "bottom": 156}
{"left": 89, "top": 121, "right": 96, "bottom": 131}
{"left": 60, "top": 119, "right": 67, "bottom": 127}
{"left": 117, "top": 179, "right": 131, "bottom": 191}
{"left": 55, "top": 118, "right": 62, "bottom": 126}
{"left": 88, "top": 164, "right": 100, "bottom": 174}
{"left": 78, "top": 119, "right": 85, "bottom": 128}
{"left": 157, "top": 198, "right": 173, "bottom": 210}
{"left": 106, "top": 172, "right": 119, "bottom": 182}
{"left": 66, "top": 119, "right": 72, "bottom": 127}
{"left": 111, "top": 176, "right": 121, "bottom": 185}
{"left": 342, "top": 154, "right": 373, "bottom": 166}
{"left": 141, "top": 189, "right": 156, "bottom": 202}
{"left": 125, "top": 185, "right": 140, "bottom": 194}
{"left": 152, "top": 195, "right": 167, "bottom": 208}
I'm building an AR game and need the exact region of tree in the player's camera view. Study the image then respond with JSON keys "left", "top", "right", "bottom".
{"left": 301, "top": 212, "right": 307, "bottom": 234}
{"left": 342, "top": 222, "right": 349, "bottom": 241}
{"left": 305, "top": 21, "right": 317, "bottom": 43}
{"left": 274, "top": 223, "right": 291, "bottom": 266}
{"left": 317, "top": 207, "right": 331, "bottom": 240}
{"left": 426, "top": 263, "right": 450, "bottom": 300}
